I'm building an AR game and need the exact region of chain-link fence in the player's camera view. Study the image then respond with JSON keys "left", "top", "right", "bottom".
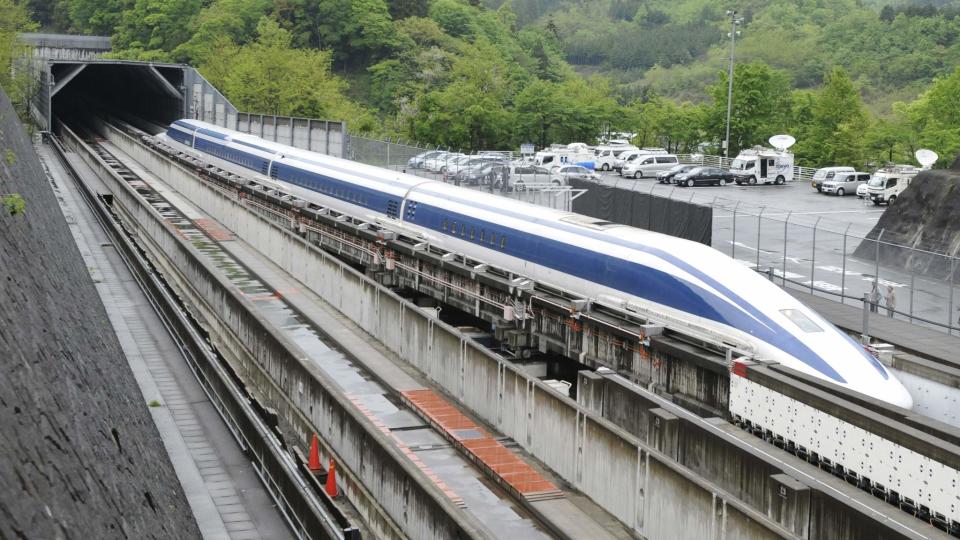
{"left": 346, "top": 134, "right": 580, "bottom": 211}
{"left": 709, "top": 197, "right": 960, "bottom": 335}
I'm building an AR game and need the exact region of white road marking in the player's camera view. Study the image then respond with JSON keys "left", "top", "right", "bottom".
{"left": 804, "top": 280, "right": 844, "bottom": 292}
{"left": 861, "top": 276, "right": 906, "bottom": 288}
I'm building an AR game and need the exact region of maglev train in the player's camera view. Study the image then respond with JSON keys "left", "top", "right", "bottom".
{"left": 160, "top": 119, "right": 914, "bottom": 409}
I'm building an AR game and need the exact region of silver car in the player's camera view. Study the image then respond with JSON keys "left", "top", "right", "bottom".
{"left": 621, "top": 154, "right": 680, "bottom": 178}
{"left": 550, "top": 165, "right": 599, "bottom": 185}
{"left": 821, "top": 172, "right": 871, "bottom": 196}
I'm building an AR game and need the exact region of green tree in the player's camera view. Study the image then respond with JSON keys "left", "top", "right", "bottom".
{"left": 897, "top": 67, "right": 960, "bottom": 166}
{"left": 201, "top": 17, "right": 375, "bottom": 129}
{"left": 794, "top": 67, "right": 870, "bottom": 167}
{"left": 171, "top": 0, "right": 271, "bottom": 63}
{"left": 112, "top": 0, "right": 203, "bottom": 58}
{"left": 0, "top": 0, "right": 38, "bottom": 120}
{"left": 64, "top": 0, "right": 132, "bottom": 34}
{"left": 705, "top": 61, "right": 792, "bottom": 156}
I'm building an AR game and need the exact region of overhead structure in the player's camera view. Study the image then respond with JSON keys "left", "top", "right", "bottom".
{"left": 20, "top": 33, "right": 346, "bottom": 157}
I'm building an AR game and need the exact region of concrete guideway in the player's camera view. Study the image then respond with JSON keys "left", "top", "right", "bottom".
{"left": 102, "top": 122, "right": 848, "bottom": 539}
{"left": 100, "top": 136, "right": 631, "bottom": 539}
{"left": 38, "top": 142, "right": 293, "bottom": 540}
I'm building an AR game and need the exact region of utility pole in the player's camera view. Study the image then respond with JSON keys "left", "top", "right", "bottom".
{"left": 723, "top": 10, "right": 742, "bottom": 159}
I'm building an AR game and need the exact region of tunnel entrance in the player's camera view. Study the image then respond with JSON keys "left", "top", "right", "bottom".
{"left": 50, "top": 61, "right": 185, "bottom": 132}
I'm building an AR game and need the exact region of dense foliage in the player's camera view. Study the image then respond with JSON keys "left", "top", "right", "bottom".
{"left": 6, "top": 0, "right": 960, "bottom": 167}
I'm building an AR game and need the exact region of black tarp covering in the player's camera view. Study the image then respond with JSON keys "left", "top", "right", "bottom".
{"left": 569, "top": 179, "right": 713, "bottom": 244}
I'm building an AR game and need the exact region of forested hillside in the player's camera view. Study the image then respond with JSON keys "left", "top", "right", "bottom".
{"left": 6, "top": 0, "right": 960, "bottom": 168}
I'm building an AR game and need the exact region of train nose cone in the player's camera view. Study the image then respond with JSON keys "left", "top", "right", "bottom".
{"left": 884, "top": 378, "right": 914, "bottom": 410}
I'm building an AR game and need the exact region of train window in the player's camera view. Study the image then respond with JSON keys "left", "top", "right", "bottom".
{"left": 479, "top": 230, "right": 485, "bottom": 242}
{"left": 489, "top": 233, "right": 496, "bottom": 246}
{"left": 460, "top": 224, "right": 466, "bottom": 237}
{"left": 780, "top": 309, "right": 823, "bottom": 333}
{"left": 442, "top": 219, "right": 449, "bottom": 232}
{"left": 470, "top": 227, "right": 475, "bottom": 240}
{"left": 500, "top": 236, "right": 506, "bottom": 249}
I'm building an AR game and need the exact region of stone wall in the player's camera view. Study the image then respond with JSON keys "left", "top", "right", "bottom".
{"left": 0, "top": 90, "right": 200, "bottom": 538}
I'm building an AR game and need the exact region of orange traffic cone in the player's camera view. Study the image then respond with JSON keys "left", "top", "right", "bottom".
{"left": 308, "top": 434, "right": 321, "bottom": 472}
{"left": 325, "top": 459, "right": 337, "bottom": 497}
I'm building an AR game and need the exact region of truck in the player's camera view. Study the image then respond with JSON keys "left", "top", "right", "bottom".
{"left": 866, "top": 164, "right": 921, "bottom": 206}
{"left": 532, "top": 142, "right": 595, "bottom": 170}
{"left": 730, "top": 146, "right": 794, "bottom": 185}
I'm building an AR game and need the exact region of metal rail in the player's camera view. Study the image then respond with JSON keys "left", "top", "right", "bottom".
{"left": 45, "top": 128, "right": 359, "bottom": 540}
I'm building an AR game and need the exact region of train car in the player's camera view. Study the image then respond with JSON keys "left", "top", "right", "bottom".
{"left": 158, "top": 119, "right": 914, "bottom": 409}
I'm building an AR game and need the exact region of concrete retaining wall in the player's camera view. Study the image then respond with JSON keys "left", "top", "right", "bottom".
{"left": 107, "top": 127, "right": 797, "bottom": 539}
{"left": 65, "top": 128, "right": 487, "bottom": 540}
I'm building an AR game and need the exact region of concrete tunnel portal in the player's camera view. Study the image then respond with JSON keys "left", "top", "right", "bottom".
{"left": 49, "top": 61, "right": 187, "bottom": 131}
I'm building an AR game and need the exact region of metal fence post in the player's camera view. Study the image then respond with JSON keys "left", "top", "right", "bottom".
{"left": 756, "top": 207, "right": 765, "bottom": 270}
{"left": 386, "top": 137, "right": 391, "bottom": 169}
{"left": 908, "top": 240, "right": 917, "bottom": 322}
{"left": 782, "top": 211, "right": 791, "bottom": 286}
{"left": 862, "top": 292, "right": 870, "bottom": 344}
{"left": 810, "top": 217, "right": 821, "bottom": 294}
{"left": 875, "top": 228, "right": 885, "bottom": 289}
{"left": 950, "top": 257, "right": 957, "bottom": 334}
{"left": 731, "top": 201, "right": 740, "bottom": 258}
{"left": 840, "top": 223, "right": 851, "bottom": 305}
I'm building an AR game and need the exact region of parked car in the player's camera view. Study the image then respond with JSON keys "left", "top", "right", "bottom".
{"left": 621, "top": 154, "right": 680, "bottom": 178}
{"left": 550, "top": 165, "right": 599, "bottom": 185}
{"left": 675, "top": 166, "right": 736, "bottom": 187}
{"left": 821, "top": 172, "right": 871, "bottom": 196}
{"left": 857, "top": 182, "right": 869, "bottom": 199}
{"left": 507, "top": 164, "right": 553, "bottom": 190}
{"left": 424, "top": 152, "right": 466, "bottom": 173}
{"left": 810, "top": 166, "right": 855, "bottom": 191}
{"left": 656, "top": 164, "right": 697, "bottom": 184}
{"left": 442, "top": 154, "right": 474, "bottom": 175}
{"left": 451, "top": 157, "right": 507, "bottom": 184}
{"left": 464, "top": 161, "right": 511, "bottom": 186}
{"left": 408, "top": 150, "right": 443, "bottom": 169}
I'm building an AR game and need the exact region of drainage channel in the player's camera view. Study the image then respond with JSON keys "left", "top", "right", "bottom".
{"left": 84, "top": 135, "right": 553, "bottom": 539}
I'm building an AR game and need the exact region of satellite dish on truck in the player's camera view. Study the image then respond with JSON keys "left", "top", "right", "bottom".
{"left": 769, "top": 134, "right": 796, "bottom": 152}
{"left": 915, "top": 149, "right": 938, "bottom": 169}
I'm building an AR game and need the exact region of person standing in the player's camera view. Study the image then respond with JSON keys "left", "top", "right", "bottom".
{"left": 869, "top": 282, "right": 881, "bottom": 313}
{"left": 884, "top": 285, "right": 896, "bottom": 317}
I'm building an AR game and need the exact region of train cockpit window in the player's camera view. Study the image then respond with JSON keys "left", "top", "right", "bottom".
{"left": 780, "top": 309, "right": 823, "bottom": 333}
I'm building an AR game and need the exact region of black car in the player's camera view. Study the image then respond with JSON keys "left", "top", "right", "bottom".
{"left": 656, "top": 164, "right": 697, "bottom": 184}
{"left": 675, "top": 167, "right": 736, "bottom": 187}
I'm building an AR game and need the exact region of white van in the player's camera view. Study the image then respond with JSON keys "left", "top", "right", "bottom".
{"left": 821, "top": 172, "right": 871, "bottom": 196}
{"left": 594, "top": 144, "right": 638, "bottom": 172}
{"left": 866, "top": 165, "right": 920, "bottom": 205}
{"left": 615, "top": 147, "right": 667, "bottom": 174}
{"left": 811, "top": 166, "right": 855, "bottom": 191}
{"left": 621, "top": 154, "right": 680, "bottom": 178}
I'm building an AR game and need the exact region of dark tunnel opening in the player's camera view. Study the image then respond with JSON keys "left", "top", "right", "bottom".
{"left": 52, "top": 63, "right": 184, "bottom": 133}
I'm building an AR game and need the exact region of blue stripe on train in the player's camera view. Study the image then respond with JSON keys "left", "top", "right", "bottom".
{"left": 172, "top": 124, "right": 880, "bottom": 383}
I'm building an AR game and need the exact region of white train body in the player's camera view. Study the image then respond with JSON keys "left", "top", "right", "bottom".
{"left": 160, "top": 119, "right": 914, "bottom": 409}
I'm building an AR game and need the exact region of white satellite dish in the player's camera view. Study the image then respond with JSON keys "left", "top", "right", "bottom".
{"left": 769, "top": 134, "right": 796, "bottom": 151}
{"left": 915, "top": 149, "right": 938, "bottom": 169}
